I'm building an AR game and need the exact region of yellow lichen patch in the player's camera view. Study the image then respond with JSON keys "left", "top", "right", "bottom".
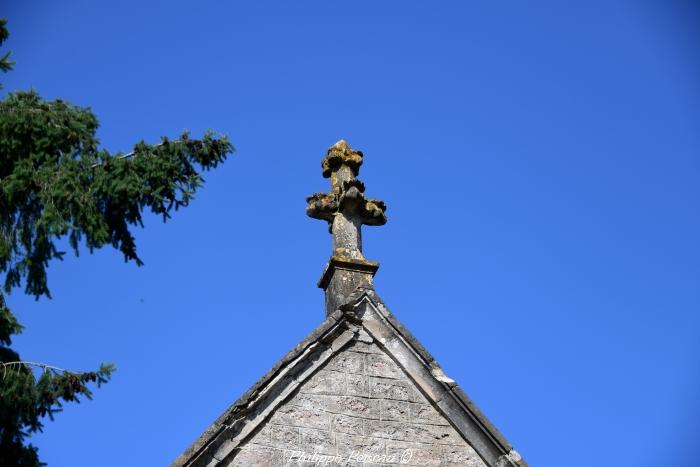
{"left": 322, "top": 139, "right": 364, "bottom": 177}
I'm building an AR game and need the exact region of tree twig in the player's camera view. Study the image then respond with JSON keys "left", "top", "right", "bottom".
{"left": 90, "top": 140, "right": 181, "bottom": 168}
{"left": 1, "top": 360, "right": 71, "bottom": 378}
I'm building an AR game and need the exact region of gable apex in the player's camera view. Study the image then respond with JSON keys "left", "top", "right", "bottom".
{"left": 172, "top": 287, "right": 526, "bottom": 467}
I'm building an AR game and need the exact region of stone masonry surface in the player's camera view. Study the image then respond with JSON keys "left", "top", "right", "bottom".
{"left": 225, "top": 340, "right": 487, "bottom": 466}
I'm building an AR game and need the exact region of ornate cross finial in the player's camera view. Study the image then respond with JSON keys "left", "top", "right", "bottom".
{"left": 307, "top": 140, "right": 387, "bottom": 260}
{"left": 306, "top": 140, "right": 387, "bottom": 315}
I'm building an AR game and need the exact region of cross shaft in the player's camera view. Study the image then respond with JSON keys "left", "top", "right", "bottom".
{"left": 306, "top": 140, "right": 387, "bottom": 315}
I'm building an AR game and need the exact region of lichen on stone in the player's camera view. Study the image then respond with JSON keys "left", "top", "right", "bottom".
{"left": 308, "top": 139, "right": 387, "bottom": 227}
{"left": 361, "top": 199, "right": 387, "bottom": 225}
{"left": 321, "top": 139, "right": 363, "bottom": 178}
{"left": 305, "top": 192, "right": 338, "bottom": 222}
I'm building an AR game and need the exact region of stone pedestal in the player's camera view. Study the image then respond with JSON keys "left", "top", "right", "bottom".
{"left": 318, "top": 256, "right": 379, "bottom": 316}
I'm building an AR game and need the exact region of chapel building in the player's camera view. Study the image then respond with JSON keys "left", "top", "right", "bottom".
{"left": 172, "top": 141, "right": 527, "bottom": 467}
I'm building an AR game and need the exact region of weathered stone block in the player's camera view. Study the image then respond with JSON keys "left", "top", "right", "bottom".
{"left": 303, "top": 370, "right": 346, "bottom": 395}
{"left": 386, "top": 440, "right": 442, "bottom": 466}
{"left": 443, "top": 445, "right": 487, "bottom": 466}
{"left": 325, "top": 395, "right": 379, "bottom": 419}
{"left": 366, "top": 353, "right": 403, "bottom": 379}
{"left": 365, "top": 420, "right": 465, "bottom": 446}
{"left": 335, "top": 433, "right": 385, "bottom": 457}
{"left": 410, "top": 386, "right": 432, "bottom": 405}
{"left": 229, "top": 446, "right": 283, "bottom": 466}
{"left": 300, "top": 428, "right": 335, "bottom": 455}
{"left": 331, "top": 414, "right": 364, "bottom": 436}
{"left": 270, "top": 404, "right": 330, "bottom": 430}
{"left": 346, "top": 373, "right": 369, "bottom": 397}
{"left": 287, "top": 392, "right": 325, "bottom": 409}
{"left": 409, "top": 403, "right": 449, "bottom": 426}
{"left": 326, "top": 351, "right": 365, "bottom": 374}
{"left": 369, "top": 376, "right": 415, "bottom": 401}
{"left": 380, "top": 400, "right": 409, "bottom": 422}
{"left": 270, "top": 425, "right": 300, "bottom": 449}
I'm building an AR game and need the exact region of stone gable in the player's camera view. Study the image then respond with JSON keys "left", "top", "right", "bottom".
{"left": 173, "top": 142, "right": 525, "bottom": 467}
{"left": 172, "top": 291, "right": 525, "bottom": 467}
{"left": 228, "top": 341, "right": 487, "bottom": 466}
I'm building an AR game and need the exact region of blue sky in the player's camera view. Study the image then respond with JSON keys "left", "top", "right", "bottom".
{"left": 3, "top": 1, "right": 699, "bottom": 466}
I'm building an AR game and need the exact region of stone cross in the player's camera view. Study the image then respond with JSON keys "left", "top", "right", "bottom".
{"left": 307, "top": 140, "right": 387, "bottom": 316}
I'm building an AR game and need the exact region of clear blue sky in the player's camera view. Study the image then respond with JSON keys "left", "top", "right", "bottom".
{"left": 3, "top": 1, "right": 699, "bottom": 466}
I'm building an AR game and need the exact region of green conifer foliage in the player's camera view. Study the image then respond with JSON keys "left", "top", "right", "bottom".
{"left": 0, "top": 19, "right": 233, "bottom": 465}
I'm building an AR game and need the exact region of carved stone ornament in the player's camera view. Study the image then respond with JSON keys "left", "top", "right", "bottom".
{"left": 306, "top": 140, "right": 387, "bottom": 232}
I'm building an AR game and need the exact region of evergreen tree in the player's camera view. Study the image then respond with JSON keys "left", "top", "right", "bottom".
{"left": 0, "top": 19, "right": 233, "bottom": 466}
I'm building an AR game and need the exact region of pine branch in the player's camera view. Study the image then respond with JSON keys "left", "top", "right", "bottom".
{"left": 89, "top": 139, "right": 181, "bottom": 168}
{"left": 1, "top": 361, "right": 70, "bottom": 377}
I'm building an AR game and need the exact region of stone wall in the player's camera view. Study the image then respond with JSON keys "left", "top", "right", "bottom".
{"left": 226, "top": 340, "right": 487, "bottom": 466}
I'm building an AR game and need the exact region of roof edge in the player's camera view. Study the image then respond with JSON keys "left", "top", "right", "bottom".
{"left": 342, "top": 286, "right": 527, "bottom": 466}
{"left": 171, "top": 308, "right": 347, "bottom": 467}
